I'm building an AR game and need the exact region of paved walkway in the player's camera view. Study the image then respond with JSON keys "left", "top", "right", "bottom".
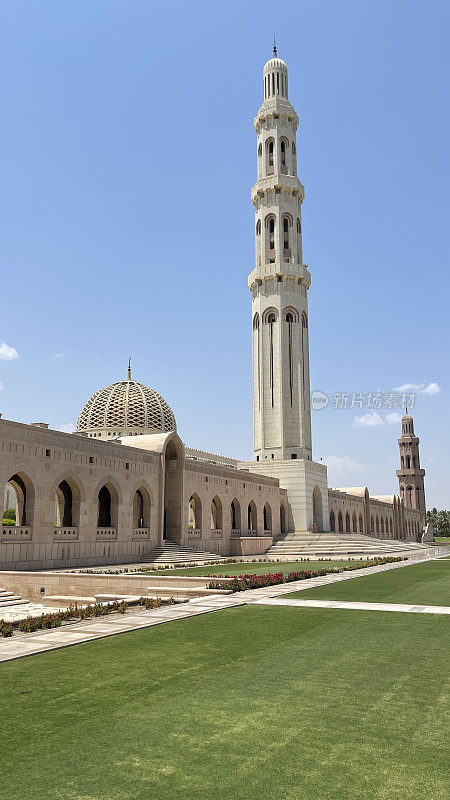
{"left": 0, "top": 556, "right": 446, "bottom": 664}
{"left": 252, "top": 597, "right": 450, "bottom": 615}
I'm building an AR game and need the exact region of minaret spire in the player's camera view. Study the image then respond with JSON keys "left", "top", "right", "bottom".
{"left": 250, "top": 51, "right": 311, "bottom": 462}
{"left": 396, "top": 411, "right": 426, "bottom": 529}
{"left": 127, "top": 357, "right": 131, "bottom": 381}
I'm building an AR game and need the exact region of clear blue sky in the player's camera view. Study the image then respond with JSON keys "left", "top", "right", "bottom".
{"left": 1, "top": 1, "right": 448, "bottom": 507}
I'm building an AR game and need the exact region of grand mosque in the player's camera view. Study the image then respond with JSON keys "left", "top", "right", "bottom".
{"left": 0, "top": 49, "right": 428, "bottom": 570}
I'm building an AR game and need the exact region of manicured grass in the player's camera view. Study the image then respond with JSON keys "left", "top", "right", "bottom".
{"left": 283, "top": 559, "right": 450, "bottom": 605}
{"left": 434, "top": 536, "right": 450, "bottom": 544}
{"left": 144, "top": 559, "right": 353, "bottom": 576}
{"left": 0, "top": 605, "right": 448, "bottom": 799}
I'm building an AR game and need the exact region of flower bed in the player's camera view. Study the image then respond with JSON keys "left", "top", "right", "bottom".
{"left": 207, "top": 557, "right": 405, "bottom": 592}
{"left": 0, "top": 597, "right": 179, "bottom": 637}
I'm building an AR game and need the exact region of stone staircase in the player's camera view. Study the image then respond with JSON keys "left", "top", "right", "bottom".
{"left": 141, "top": 541, "right": 224, "bottom": 565}
{"left": 266, "top": 532, "right": 428, "bottom": 559}
{"left": 0, "top": 589, "right": 29, "bottom": 609}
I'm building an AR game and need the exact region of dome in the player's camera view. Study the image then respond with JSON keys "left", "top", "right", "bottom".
{"left": 77, "top": 376, "right": 176, "bottom": 438}
{"left": 263, "top": 55, "right": 287, "bottom": 72}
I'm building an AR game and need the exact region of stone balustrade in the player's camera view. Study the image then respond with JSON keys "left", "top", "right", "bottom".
{"left": 187, "top": 528, "right": 201, "bottom": 537}
{"left": 96, "top": 528, "right": 117, "bottom": 540}
{"left": 210, "top": 529, "right": 223, "bottom": 538}
{"left": 54, "top": 527, "right": 79, "bottom": 540}
{"left": 132, "top": 528, "right": 150, "bottom": 540}
{"left": 1, "top": 526, "right": 32, "bottom": 542}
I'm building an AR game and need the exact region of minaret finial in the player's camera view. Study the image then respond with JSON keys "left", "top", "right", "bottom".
{"left": 405, "top": 407, "right": 408, "bottom": 415}
{"left": 127, "top": 357, "right": 131, "bottom": 380}
{"left": 273, "top": 35, "right": 277, "bottom": 58}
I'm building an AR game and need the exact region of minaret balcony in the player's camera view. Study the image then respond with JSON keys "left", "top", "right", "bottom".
{"left": 251, "top": 175, "right": 305, "bottom": 203}
{"left": 248, "top": 262, "right": 311, "bottom": 289}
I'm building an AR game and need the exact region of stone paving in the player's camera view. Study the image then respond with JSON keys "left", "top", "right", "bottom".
{"left": 251, "top": 598, "right": 450, "bottom": 615}
{"left": 0, "top": 556, "right": 447, "bottom": 664}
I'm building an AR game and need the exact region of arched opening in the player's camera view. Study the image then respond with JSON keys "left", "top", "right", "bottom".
{"left": 98, "top": 485, "right": 112, "bottom": 528}
{"left": 210, "top": 496, "right": 222, "bottom": 531}
{"left": 359, "top": 513, "right": 364, "bottom": 533}
{"left": 133, "top": 486, "right": 151, "bottom": 529}
{"left": 5, "top": 472, "right": 35, "bottom": 527}
{"left": 406, "top": 486, "right": 413, "bottom": 507}
{"left": 345, "top": 512, "right": 350, "bottom": 533}
{"left": 352, "top": 513, "right": 357, "bottom": 533}
{"left": 312, "top": 486, "right": 323, "bottom": 532}
{"left": 390, "top": 518, "right": 393, "bottom": 535}
{"left": 248, "top": 501, "right": 257, "bottom": 533}
{"left": 338, "top": 511, "right": 343, "bottom": 533}
{"left": 376, "top": 516, "right": 380, "bottom": 534}
{"left": 266, "top": 215, "right": 276, "bottom": 262}
{"left": 55, "top": 478, "right": 81, "bottom": 528}
{"left": 263, "top": 502, "right": 272, "bottom": 532}
{"left": 330, "top": 510, "right": 335, "bottom": 532}
{"left": 381, "top": 517, "right": 385, "bottom": 535}
{"left": 164, "top": 439, "right": 183, "bottom": 542}
{"left": 371, "top": 515, "right": 374, "bottom": 534}
{"left": 280, "top": 504, "right": 286, "bottom": 534}
{"left": 266, "top": 139, "right": 274, "bottom": 174}
{"left": 188, "top": 493, "right": 202, "bottom": 530}
{"left": 280, "top": 138, "right": 287, "bottom": 170}
{"left": 231, "top": 498, "right": 241, "bottom": 531}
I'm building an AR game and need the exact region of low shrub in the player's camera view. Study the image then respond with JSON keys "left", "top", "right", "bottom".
{"left": 0, "top": 620, "right": 14, "bottom": 637}
{"left": 208, "top": 557, "right": 405, "bottom": 592}
{"left": 138, "top": 597, "right": 176, "bottom": 609}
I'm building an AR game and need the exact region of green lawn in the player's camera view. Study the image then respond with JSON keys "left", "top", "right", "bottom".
{"left": 283, "top": 559, "right": 450, "bottom": 605}
{"left": 434, "top": 536, "right": 450, "bottom": 544}
{"left": 144, "top": 559, "right": 353, "bottom": 576}
{"left": 0, "top": 605, "right": 448, "bottom": 800}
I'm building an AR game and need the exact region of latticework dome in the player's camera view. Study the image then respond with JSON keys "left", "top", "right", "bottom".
{"left": 77, "top": 377, "right": 176, "bottom": 438}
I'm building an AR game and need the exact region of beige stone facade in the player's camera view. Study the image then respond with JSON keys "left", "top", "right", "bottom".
{"left": 0, "top": 419, "right": 287, "bottom": 570}
{"left": 328, "top": 486, "right": 421, "bottom": 541}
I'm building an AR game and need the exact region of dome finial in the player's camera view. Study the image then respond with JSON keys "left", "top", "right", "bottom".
{"left": 127, "top": 357, "right": 131, "bottom": 381}
{"left": 273, "top": 35, "right": 277, "bottom": 58}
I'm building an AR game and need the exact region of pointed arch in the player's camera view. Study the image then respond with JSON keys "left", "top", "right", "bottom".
{"left": 231, "top": 498, "right": 241, "bottom": 531}
{"left": 248, "top": 500, "right": 257, "bottom": 533}
{"left": 280, "top": 504, "right": 287, "bottom": 534}
{"left": 330, "top": 509, "right": 335, "bottom": 532}
{"left": 263, "top": 502, "right": 272, "bottom": 532}
{"left": 55, "top": 476, "right": 82, "bottom": 528}
{"left": 210, "top": 495, "right": 222, "bottom": 531}
{"left": 4, "top": 471, "right": 36, "bottom": 526}
{"left": 188, "top": 493, "right": 202, "bottom": 531}
{"left": 312, "top": 486, "right": 323, "bottom": 532}
{"left": 133, "top": 485, "right": 151, "bottom": 529}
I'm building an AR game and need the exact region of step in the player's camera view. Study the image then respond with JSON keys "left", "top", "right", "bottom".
{"left": 0, "top": 595, "right": 25, "bottom": 605}
{"left": 0, "top": 598, "right": 29, "bottom": 607}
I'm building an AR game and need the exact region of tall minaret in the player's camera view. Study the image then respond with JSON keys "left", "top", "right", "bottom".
{"left": 249, "top": 46, "right": 312, "bottom": 462}
{"left": 396, "top": 411, "right": 426, "bottom": 527}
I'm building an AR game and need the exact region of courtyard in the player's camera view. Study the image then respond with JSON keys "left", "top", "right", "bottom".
{"left": 0, "top": 558, "right": 448, "bottom": 800}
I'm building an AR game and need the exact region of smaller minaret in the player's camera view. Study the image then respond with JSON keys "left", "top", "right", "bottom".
{"left": 396, "top": 411, "right": 426, "bottom": 527}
